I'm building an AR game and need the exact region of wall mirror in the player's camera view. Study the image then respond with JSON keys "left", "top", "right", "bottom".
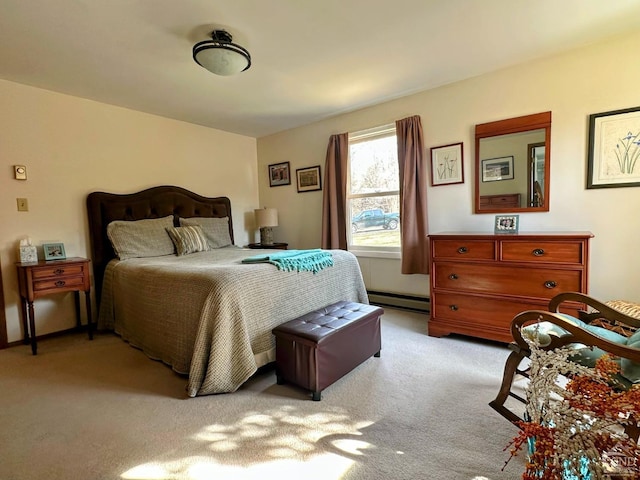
{"left": 474, "top": 111, "right": 551, "bottom": 213}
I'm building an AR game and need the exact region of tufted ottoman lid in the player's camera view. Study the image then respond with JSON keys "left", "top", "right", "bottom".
{"left": 273, "top": 301, "right": 384, "bottom": 343}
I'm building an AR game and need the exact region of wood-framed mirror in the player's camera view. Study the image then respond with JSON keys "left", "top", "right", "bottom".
{"left": 474, "top": 111, "right": 551, "bottom": 213}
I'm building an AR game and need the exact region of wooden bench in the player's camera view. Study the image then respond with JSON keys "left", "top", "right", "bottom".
{"left": 272, "top": 301, "right": 383, "bottom": 400}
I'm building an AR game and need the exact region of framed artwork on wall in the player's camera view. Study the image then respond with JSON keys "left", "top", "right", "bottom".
{"left": 587, "top": 106, "right": 640, "bottom": 189}
{"left": 482, "top": 156, "right": 514, "bottom": 182}
{"left": 430, "top": 142, "right": 464, "bottom": 186}
{"left": 268, "top": 162, "right": 291, "bottom": 187}
{"left": 296, "top": 165, "right": 322, "bottom": 192}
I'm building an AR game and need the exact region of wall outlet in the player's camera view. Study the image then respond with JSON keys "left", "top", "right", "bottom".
{"left": 17, "top": 198, "right": 29, "bottom": 211}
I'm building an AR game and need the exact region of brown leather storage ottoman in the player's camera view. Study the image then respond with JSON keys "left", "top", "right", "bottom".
{"left": 272, "top": 301, "right": 383, "bottom": 401}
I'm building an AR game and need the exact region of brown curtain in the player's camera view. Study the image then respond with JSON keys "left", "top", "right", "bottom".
{"left": 321, "top": 133, "right": 349, "bottom": 249}
{"left": 396, "top": 116, "right": 429, "bottom": 274}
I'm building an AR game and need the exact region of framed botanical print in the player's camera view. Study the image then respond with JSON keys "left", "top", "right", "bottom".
{"left": 587, "top": 106, "right": 640, "bottom": 189}
{"left": 430, "top": 142, "right": 464, "bottom": 186}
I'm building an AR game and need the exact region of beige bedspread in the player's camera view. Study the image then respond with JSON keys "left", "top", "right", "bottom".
{"left": 98, "top": 246, "right": 368, "bottom": 396}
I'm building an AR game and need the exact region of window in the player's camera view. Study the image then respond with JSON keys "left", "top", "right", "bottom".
{"left": 347, "top": 125, "right": 400, "bottom": 257}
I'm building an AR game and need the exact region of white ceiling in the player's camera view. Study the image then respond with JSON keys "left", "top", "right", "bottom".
{"left": 1, "top": 1, "right": 640, "bottom": 138}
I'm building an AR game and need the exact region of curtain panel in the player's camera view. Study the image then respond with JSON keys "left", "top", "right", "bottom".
{"left": 396, "top": 116, "right": 430, "bottom": 274}
{"left": 321, "top": 133, "right": 349, "bottom": 250}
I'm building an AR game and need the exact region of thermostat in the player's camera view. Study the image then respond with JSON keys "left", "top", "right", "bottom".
{"left": 14, "top": 165, "right": 27, "bottom": 180}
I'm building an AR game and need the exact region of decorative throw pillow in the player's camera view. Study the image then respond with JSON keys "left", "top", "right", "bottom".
{"left": 621, "top": 329, "right": 640, "bottom": 384}
{"left": 107, "top": 215, "right": 175, "bottom": 260}
{"left": 521, "top": 315, "right": 626, "bottom": 368}
{"left": 166, "top": 225, "right": 210, "bottom": 256}
{"left": 179, "top": 216, "right": 232, "bottom": 248}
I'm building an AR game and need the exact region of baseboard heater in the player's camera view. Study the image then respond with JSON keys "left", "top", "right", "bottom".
{"left": 367, "top": 290, "right": 430, "bottom": 313}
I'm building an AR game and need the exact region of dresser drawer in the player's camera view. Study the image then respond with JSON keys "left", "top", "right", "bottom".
{"left": 434, "top": 262, "right": 583, "bottom": 299}
{"left": 34, "top": 275, "right": 86, "bottom": 292}
{"left": 430, "top": 293, "right": 584, "bottom": 342}
{"left": 432, "top": 293, "right": 545, "bottom": 328}
{"left": 500, "top": 241, "right": 584, "bottom": 264}
{"left": 31, "top": 264, "right": 85, "bottom": 280}
{"left": 432, "top": 240, "right": 495, "bottom": 260}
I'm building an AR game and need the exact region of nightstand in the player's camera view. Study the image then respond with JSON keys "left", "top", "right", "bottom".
{"left": 247, "top": 242, "right": 288, "bottom": 250}
{"left": 16, "top": 257, "right": 92, "bottom": 355}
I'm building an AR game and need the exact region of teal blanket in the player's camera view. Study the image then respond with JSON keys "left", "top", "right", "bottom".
{"left": 242, "top": 249, "right": 334, "bottom": 274}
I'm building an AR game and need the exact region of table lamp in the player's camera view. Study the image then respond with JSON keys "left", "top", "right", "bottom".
{"left": 254, "top": 208, "right": 278, "bottom": 245}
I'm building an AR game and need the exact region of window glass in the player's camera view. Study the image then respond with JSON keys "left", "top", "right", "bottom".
{"left": 348, "top": 126, "right": 400, "bottom": 253}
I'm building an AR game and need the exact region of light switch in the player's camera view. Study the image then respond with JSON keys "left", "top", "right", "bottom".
{"left": 14, "top": 165, "right": 27, "bottom": 180}
{"left": 17, "top": 198, "right": 29, "bottom": 211}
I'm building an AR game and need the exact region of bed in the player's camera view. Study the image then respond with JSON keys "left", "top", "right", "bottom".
{"left": 86, "top": 185, "right": 369, "bottom": 397}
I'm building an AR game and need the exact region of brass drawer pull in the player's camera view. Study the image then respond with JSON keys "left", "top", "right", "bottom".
{"left": 457, "top": 247, "right": 468, "bottom": 254}
{"left": 55, "top": 280, "right": 66, "bottom": 287}
{"left": 449, "top": 273, "right": 458, "bottom": 280}
{"left": 544, "top": 280, "right": 557, "bottom": 289}
{"left": 532, "top": 249, "right": 545, "bottom": 257}
{"left": 449, "top": 305, "right": 458, "bottom": 311}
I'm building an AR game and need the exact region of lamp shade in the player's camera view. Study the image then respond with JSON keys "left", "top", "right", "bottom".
{"left": 254, "top": 208, "right": 278, "bottom": 228}
{"left": 193, "top": 29, "right": 251, "bottom": 76}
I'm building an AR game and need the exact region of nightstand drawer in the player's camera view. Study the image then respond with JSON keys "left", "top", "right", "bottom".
{"left": 34, "top": 275, "right": 85, "bottom": 291}
{"left": 31, "top": 265, "right": 85, "bottom": 279}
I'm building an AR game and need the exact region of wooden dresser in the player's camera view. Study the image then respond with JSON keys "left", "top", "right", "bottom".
{"left": 428, "top": 232, "right": 593, "bottom": 343}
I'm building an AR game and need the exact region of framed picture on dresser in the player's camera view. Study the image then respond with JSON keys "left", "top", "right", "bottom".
{"left": 494, "top": 215, "right": 519, "bottom": 234}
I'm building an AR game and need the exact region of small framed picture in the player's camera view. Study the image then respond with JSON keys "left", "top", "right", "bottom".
{"left": 482, "top": 156, "right": 514, "bottom": 182}
{"left": 268, "top": 161, "right": 291, "bottom": 187}
{"left": 494, "top": 215, "right": 519, "bottom": 234}
{"left": 296, "top": 165, "right": 322, "bottom": 192}
{"left": 430, "top": 142, "right": 464, "bottom": 186}
{"left": 43, "top": 243, "right": 66, "bottom": 260}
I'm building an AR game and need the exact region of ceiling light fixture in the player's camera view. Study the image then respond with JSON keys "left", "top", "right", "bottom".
{"left": 192, "top": 29, "right": 251, "bottom": 76}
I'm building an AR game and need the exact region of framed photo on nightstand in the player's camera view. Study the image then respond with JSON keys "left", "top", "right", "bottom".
{"left": 43, "top": 243, "right": 66, "bottom": 260}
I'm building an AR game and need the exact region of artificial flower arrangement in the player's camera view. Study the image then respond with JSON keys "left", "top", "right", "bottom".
{"left": 504, "top": 339, "right": 640, "bottom": 479}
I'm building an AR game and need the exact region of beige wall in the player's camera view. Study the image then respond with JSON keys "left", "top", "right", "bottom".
{"left": 3, "top": 30, "right": 640, "bottom": 344}
{"left": 0, "top": 80, "right": 258, "bottom": 343}
{"left": 257, "top": 30, "right": 640, "bottom": 302}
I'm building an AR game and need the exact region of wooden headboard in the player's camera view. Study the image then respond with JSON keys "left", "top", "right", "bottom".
{"left": 86, "top": 185, "right": 233, "bottom": 303}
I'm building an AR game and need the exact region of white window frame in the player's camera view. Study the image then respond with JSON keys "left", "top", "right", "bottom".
{"left": 347, "top": 124, "right": 401, "bottom": 259}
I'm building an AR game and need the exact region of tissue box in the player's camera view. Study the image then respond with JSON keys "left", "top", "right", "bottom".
{"left": 19, "top": 245, "right": 38, "bottom": 263}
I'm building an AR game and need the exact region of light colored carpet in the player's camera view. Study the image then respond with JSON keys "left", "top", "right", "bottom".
{"left": 0, "top": 308, "right": 525, "bottom": 480}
